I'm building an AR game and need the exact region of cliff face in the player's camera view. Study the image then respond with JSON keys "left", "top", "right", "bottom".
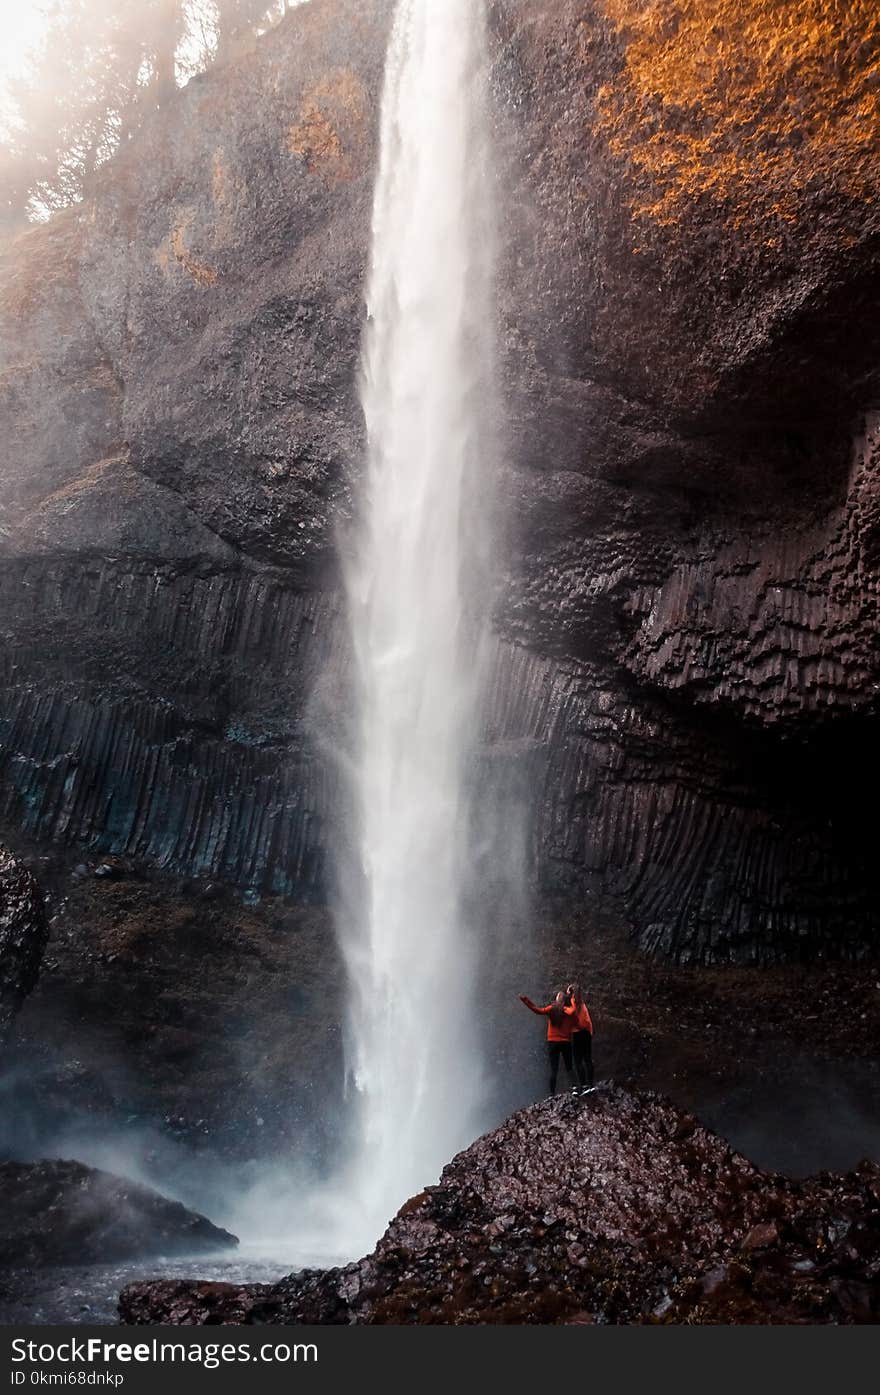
{"left": 0, "top": 0, "right": 381, "bottom": 900}
{"left": 1, "top": 0, "right": 879, "bottom": 961}
{"left": 489, "top": 0, "right": 880, "bottom": 960}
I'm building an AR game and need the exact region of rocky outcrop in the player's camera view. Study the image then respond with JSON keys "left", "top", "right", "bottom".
{"left": 0, "top": 1159, "right": 237, "bottom": 1267}
{"left": 1, "top": 0, "right": 879, "bottom": 959}
{"left": 0, "top": 846, "right": 47, "bottom": 1042}
{"left": 118, "top": 1086, "right": 880, "bottom": 1324}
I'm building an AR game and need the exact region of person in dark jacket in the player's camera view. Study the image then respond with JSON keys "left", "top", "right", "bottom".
{"left": 566, "top": 982, "right": 594, "bottom": 1092}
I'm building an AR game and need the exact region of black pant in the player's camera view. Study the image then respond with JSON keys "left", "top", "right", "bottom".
{"left": 547, "top": 1041, "right": 573, "bottom": 1095}
{"left": 572, "top": 1029, "right": 594, "bottom": 1087}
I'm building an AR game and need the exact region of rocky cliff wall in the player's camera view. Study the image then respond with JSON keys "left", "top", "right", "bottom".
{"left": 1, "top": 0, "right": 879, "bottom": 961}
{"left": 0, "top": 847, "right": 46, "bottom": 1042}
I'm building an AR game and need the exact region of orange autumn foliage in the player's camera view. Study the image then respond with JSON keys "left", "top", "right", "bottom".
{"left": 596, "top": 0, "right": 880, "bottom": 230}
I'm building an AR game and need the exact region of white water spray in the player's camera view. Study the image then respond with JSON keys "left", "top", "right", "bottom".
{"left": 336, "top": 0, "right": 497, "bottom": 1254}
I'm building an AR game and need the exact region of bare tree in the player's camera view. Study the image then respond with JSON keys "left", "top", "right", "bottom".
{"left": 143, "top": 0, "right": 187, "bottom": 102}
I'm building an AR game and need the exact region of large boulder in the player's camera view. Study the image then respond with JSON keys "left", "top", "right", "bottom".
{"left": 118, "top": 1086, "right": 880, "bottom": 1324}
{"left": 0, "top": 1159, "right": 237, "bottom": 1267}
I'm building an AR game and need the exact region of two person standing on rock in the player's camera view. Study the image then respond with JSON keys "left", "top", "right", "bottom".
{"left": 519, "top": 982, "right": 595, "bottom": 1097}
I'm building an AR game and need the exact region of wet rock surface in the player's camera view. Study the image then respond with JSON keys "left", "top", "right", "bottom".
{"left": 0, "top": 846, "right": 47, "bottom": 1043}
{"left": 0, "top": 1159, "right": 237, "bottom": 1268}
{"left": 118, "top": 1086, "right": 880, "bottom": 1324}
{"left": 0, "top": 2, "right": 878, "bottom": 958}
{"left": 0, "top": 1256, "right": 288, "bottom": 1326}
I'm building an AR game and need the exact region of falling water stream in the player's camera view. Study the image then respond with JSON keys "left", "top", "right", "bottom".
{"left": 335, "top": 0, "right": 497, "bottom": 1254}
{"left": 0, "top": 3, "right": 503, "bottom": 1316}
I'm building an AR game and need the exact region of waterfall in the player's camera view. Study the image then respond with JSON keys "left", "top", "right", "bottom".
{"left": 336, "top": 0, "right": 497, "bottom": 1253}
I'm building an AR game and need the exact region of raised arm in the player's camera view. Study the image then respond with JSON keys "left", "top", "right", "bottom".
{"left": 519, "top": 995, "right": 549, "bottom": 1016}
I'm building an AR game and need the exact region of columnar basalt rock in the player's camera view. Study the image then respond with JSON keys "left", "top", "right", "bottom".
{"left": 0, "top": 0, "right": 879, "bottom": 961}
{"left": 0, "top": 560, "right": 342, "bottom": 894}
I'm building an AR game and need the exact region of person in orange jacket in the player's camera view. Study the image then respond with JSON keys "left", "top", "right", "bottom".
{"left": 519, "top": 989, "right": 577, "bottom": 1096}
{"left": 566, "top": 982, "right": 594, "bottom": 1091}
